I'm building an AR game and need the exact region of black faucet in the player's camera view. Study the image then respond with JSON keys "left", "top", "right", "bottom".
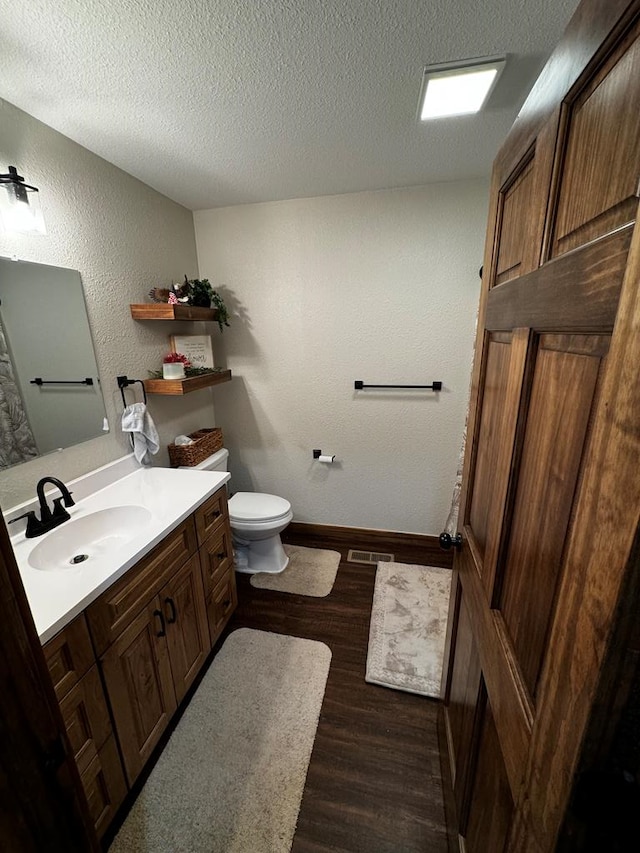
{"left": 9, "top": 476, "right": 75, "bottom": 538}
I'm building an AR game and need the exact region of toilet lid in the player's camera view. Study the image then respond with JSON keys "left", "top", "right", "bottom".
{"left": 228, "top": 492, "right": 291, "bottom": 523}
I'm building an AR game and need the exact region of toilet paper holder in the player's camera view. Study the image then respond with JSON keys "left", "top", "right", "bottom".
{"left": 313, "top": 449, "right": 335, "bottom": 462}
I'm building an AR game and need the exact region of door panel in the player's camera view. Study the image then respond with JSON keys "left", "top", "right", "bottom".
{"left": 468, "top": 333, "right": 512, "bottom": 562}
{"left": 551, "top": 19, "right": 640, "bottom": 257}
{"left": 444, "top": 580, "right": 483, "bottom": 833}
{"left": 498, "top": 334, "right": 609, "bottom": 697}
{"left": 467, "top": 328, "right": 534, "bottom": 602}
{"left": 465, "top": 700, "right": 514, "bottom": 853}
{"left": 495, "top": 155, "right": 536, "bottom": 285}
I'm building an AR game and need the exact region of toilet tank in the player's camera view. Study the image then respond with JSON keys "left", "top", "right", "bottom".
{"left": 179, "top": 447, "right": 229, "bottom": 472}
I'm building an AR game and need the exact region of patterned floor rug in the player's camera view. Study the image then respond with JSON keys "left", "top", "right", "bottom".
{"left": 110, "top": 628, "right": 331, "bottom": 853}
{"left": 250, "top": 543, "right": 341, "bottom": 597}
{"left": 366, "top": 562, "right": 452, "bottom": 698}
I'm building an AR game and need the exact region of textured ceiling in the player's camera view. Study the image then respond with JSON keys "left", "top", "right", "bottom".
{"left": 0, "top": 0, "right": 580, "bottom": 210}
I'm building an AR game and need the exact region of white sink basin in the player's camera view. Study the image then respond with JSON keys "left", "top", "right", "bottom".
{"left": 9, "top": 465, "right": 231, "bottom": 642}
{"left": 28, "top": 505, "right": 152, "bottom": 571}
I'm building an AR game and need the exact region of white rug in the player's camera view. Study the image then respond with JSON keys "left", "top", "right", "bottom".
{"left": 110, "top": 628, "right": 332, "bottom": 853}
{"left": 250, "top": 544, "right": 340, "bottom": 597}
{"left": 366, "top": 562, "right": 452, "bottom": 698}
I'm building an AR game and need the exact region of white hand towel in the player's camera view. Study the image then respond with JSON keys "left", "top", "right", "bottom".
{"left": 121, "top": 402, "right": 160, "bottom": 466}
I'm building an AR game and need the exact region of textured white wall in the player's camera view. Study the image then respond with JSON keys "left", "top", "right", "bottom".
{"left": 0, "top": 99, "right": 216, "bottom": 507}
{"left": 194, "top": 181, "right": 488, "bottom": 535}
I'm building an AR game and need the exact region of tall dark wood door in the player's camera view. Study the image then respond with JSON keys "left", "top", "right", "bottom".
{"left": 0, "top": 513, "right": 97, "bottom": 852}
{"left": 444, "top": 2, "right": 640, "bottom": 851}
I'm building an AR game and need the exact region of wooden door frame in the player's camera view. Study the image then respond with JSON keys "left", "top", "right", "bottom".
{"left": 0, "top": 506, "right": 97, "bottom": 851}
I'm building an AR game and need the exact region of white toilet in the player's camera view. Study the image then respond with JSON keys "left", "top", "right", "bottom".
{"left": 179, "top": 448, "right": 292, "bottom": 575}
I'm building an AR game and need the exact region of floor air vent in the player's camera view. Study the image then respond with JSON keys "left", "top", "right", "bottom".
{"left": 347, "top": 549, "right": 395, "bottom": 565}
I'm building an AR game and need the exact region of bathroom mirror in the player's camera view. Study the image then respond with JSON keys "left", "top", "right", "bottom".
{"left": 0, "top": 257, "right": 107, "bottom": 470}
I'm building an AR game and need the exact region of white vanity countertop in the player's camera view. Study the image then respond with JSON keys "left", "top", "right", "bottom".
{"left": 10, "top": 467, "right": 230, "bottom": 644}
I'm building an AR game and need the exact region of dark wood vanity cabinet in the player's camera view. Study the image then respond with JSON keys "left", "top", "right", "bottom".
{"left": 43, "top": 484, "right": 238, "bottom": 828}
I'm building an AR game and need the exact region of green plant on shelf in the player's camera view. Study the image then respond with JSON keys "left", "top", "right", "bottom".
{"left": 149, "top": 276, "right": 231, "bottom": 332}
{"left": 184, "top": 277, "right": 231, "bottom": 333}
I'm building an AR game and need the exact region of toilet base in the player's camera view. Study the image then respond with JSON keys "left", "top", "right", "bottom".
{"left": 233, "top": 534, "right": 290, "bottom": 575}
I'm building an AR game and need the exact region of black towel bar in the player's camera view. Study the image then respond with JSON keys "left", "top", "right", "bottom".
{"left": 30, "top": 377, "right": 94, "bottom": 386}
{"left": 354, "top": 380, "right": 442, "bottom": 391}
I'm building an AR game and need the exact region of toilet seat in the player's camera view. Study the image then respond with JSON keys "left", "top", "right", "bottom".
{"left": 228, "top": 492, "right": 291, "bottom": 524}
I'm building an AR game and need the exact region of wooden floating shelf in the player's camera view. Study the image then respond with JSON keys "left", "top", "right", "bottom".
{"left": 144, "top": 370, "right": 232, "bottom": 396}
{"left": 130, "top": 303, "right": 220, "bottom": 321}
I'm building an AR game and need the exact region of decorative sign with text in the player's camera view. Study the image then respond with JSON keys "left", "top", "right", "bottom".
{"left": 169, "top": 335, "right": 214, "bottom": 369}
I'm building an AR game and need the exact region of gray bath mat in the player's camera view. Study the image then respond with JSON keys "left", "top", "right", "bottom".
{"left": 110, "top": 628, "right": 332, "bottom": 853}
{"left": 366, "top": 562, "right": 452, "bottom": 698}
{"left": 250, "top": 543, "right": 340, "bottom": 597}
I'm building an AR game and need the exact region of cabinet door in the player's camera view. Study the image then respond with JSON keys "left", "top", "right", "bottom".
{"left": 163, "top": 554, "right": 211, "bottom": 703}
{"left": 100, "top": 598, "right": 176, "bottom": 786}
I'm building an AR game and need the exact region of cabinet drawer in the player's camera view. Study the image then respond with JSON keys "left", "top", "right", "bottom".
{"left": 44, "top": 614, "right": 95, "bottom": 701}
{"left": 87, "top": 517, "right": 197, "bottom": 654}
{"left": 206, "top": 569, "right": 238, "bottom": 646}
{"left": 81, "top": 734, "right": 127, "bottom": 840}
{"left": 59, "top": 664, "right": 112, "bottom": 774}
{"left": 199, "top": 523, "right": 234, "bottom": 597}
{"left": 195, "top": 487, "right": 228, "bottom": 546}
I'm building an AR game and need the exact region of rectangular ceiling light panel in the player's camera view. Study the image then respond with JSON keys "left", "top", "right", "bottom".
{"left": 419, "top": 57, "right": 506, "bottom": 120}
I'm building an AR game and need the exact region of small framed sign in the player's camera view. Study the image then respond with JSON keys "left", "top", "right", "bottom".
{"left": 169, "top": 334, "right": 214, "bottom": 369}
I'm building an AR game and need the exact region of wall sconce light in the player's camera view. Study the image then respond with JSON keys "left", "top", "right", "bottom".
{"left": 0, "top": 165, "right": 47, "bottom": 235}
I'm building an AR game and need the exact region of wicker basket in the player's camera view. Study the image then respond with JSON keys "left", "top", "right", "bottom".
{"left": 168, "top": 428, "right": 224, "bottom": 468}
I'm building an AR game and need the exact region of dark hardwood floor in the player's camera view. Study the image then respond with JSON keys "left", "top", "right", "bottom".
{"left": 221, "top": 529, "right": 456, "bottom": 853}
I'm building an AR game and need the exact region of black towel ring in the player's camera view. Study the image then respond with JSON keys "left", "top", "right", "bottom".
{"left": 116, "top": 375, "right": 147, "bottom": 408}
{"left": 117, "top": 375, "right": 148, "bottom": 450}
